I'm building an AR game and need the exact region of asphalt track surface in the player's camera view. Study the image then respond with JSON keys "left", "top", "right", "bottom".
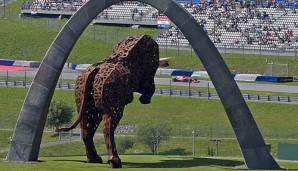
{"left": 0, "top": 68, "right": 298, "bottom": 93}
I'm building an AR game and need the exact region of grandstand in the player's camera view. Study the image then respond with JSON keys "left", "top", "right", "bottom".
{"left": 20, "top": 0, "right": 298, "bottom": 53}
{"left": 21, "top": 1, "right": 159, "bottom": 25}
{"left": 95, "top": 2, "right": 158, "bottom": 25}
{"left": 157, "top": 2, "right": 298, "bottom": 52}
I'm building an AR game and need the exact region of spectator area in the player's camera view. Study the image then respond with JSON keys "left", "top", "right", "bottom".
{"left": 21, "top": 0, "right": 298, "bottom": 51}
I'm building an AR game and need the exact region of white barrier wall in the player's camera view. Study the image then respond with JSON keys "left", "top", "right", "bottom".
{"left": 192, "top": 71, "right": 209, "bottom": 78}
{"left": 234, "top": 74, "right": 261, "bottom": 82}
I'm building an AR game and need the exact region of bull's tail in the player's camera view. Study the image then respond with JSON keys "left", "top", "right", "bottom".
{"left": 56, "top": 93, "right": 86, "bottom": 132}
{"left": 55, "top": 114, "right": 82, "bottom": 132}
{"left": 56, "top": 87, "right": 87, "bottom": 132}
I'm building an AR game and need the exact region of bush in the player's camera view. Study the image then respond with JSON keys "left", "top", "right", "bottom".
{"left": 136, "top": 123, "right": 171, "bottom": 154}
{"left": 46, "top": 99, "right": 73, "bottom": 130}
{"left": 117, "top": 137, "right": 135, "bottom": 154}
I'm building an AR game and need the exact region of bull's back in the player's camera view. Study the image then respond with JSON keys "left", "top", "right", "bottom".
{"left": 93, "top": 63, "right": 130, "bottom": 110}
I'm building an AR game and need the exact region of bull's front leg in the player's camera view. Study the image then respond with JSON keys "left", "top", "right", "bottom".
{"left": 102, "top": 107, "right": 123, "bottom": 168}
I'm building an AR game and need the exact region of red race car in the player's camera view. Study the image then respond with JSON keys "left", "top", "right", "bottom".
{"left": 172, "top": 76, "right": 200, "bottom": 83}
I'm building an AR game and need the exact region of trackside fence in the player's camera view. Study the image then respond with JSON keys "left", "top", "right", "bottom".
{"left": 1, "top": 80, "right": 298, "bottom": 104}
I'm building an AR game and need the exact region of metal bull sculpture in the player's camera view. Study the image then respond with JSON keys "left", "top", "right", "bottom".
{"left": 57, "top": 35, "right": 159, "bottom": 168}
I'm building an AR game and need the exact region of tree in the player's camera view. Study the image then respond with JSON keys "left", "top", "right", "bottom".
{"left": 117, "top": 137, "right": 135, "bottom": 154}
{"left": 46, "top": 100, "right": 73, "bottom": 131}
{"left": 136, "top": 123, "right": 171, "bottom": 154}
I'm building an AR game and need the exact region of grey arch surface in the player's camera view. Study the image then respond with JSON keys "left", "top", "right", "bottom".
{"left": 7, "top": 0, "right": 281, "bottom": 169}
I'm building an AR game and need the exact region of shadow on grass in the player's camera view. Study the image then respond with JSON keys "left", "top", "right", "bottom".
{"left": 52, "top": 159, "right": 87, "bottom": 163}
{"left": 159, "top": 148, "right": 190, "bottom": 156}
{"left": 123, "top": 157, "right": 244, "bottom": 168}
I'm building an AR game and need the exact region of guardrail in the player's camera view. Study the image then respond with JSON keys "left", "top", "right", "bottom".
{"left": 0, "top": 80, "right": 75, "bottom": 89}
{"left": 1, "top": 80, "right": 298, "bottom": 103}
{"left": 155, "top": 89, "right": 298, "bottom": 103}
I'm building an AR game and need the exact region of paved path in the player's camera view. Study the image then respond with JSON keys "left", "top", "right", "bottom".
{"left": 0, "top": 132, "right": 104, "bottom": 153}
{"left": 0, "top": 139, "right": 82, "bottom": 153}
{"left": 1, "top": 69, "right": 298, "bottom": 93}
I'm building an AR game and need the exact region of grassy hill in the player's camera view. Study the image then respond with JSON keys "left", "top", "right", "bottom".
{"left": 1, "top": 87, "right": 298, "bottom": 159}
{"left": 1, "top": 16, "right": 298, "bottom": 75}
{"left": 0, "top": 17, "right": 160, "bottom": 63}
{"left": 1, "top": 1, "right": 298, "bottom": 75}
{"left": 1, "top": 87, "right": 298, "bottom": 138}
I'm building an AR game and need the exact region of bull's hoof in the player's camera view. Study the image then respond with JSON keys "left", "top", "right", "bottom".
{"left": 108, "top": 157, "right": 122, "bottom": 168}
{"left": 87, "top": 156, "right": 103, "bottom": 164}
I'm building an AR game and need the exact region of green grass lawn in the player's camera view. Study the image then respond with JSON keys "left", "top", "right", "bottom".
{"left": 0, "top": 155, "right": 244, "bottom": 171}
{"left": 0, "top": 130, "right": 11, "bottom": 151}
{"left": 1, "top": 86, "right": 297, "bottom": 159}
{"left": 0, "top": 129, "right": 71, "bottom": 153}
{"left": 0, "top": 155, "right": 298, "bottom": 171}
{"left": 0, "top": 88, "right": 298, "bottom": 160}
{"left": 1, "top": 130, "right": 298, "bottom": 159}
{"left": 1, "top": 87, "right": 298, "bottom": 139}
{"left": 36, "top": 136, "right": 298, "bottom": 158}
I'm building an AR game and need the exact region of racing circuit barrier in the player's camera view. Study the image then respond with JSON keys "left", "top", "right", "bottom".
{"left": 1, "top": 79, "right": 298, "bottom": 104}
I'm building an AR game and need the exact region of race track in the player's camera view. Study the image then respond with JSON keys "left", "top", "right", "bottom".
{"left": 0, "top": 68, "right": 298, "bottom": 93}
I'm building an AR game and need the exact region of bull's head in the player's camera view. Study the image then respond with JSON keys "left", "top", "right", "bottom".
{"left": 138, "top": 55, "right": 159, "bottom": 104}
{"left": 138, "top": 76, "right": 156, "bottom": 104}
{"left": 134, "top": 35, "right": 159, "bottom": 104}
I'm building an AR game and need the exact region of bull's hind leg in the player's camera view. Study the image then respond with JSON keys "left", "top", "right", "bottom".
{"left": 102, "top": 106, "right": 124, "bottom": 168}
{"left": 75, "top": 70, "right": 103, "bottom": 163}
{"left": 81, "top": 108, "right": 103, "bottom": 163}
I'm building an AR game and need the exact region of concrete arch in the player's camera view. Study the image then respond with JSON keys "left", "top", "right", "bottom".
{"left": 7, "top": 0, "right": 281, "bottom": 169}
